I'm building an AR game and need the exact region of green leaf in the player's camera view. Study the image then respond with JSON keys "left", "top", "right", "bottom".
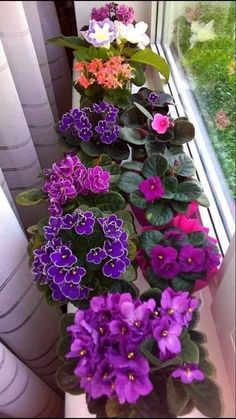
{"left": 188, "top": 309, "right": 200, "bottom": 330}
{"left": 123, "top": 221, "right": 135, "bottom": 236}
{"left": 152, "top": 356, "right": 182, "bottom": 371}
{"left": 109, "top": 280, "right": 139, "bottom": 298}
{"left": 171, "top": 200, "right": 189, "bottom": 213}
{"left": 47, "top": 35, "right": 88, "bottom": 49}
{"left": 146, "top": 269, "right": 169, "bottom": 290}
{"left": 95, "top": 191, "right": 125, "bottom": 212}
{"left": 74, "top": 48, "right": 91, "bottom": 61}
{"left": 139, "top": 338, "right": 160, "bottom": 365}
{"left": 145, "top": 136, "right": 167, "bottom": 156}
{"left": 117, "top": 172, "right": 143, "bottom": 193}
{"left": 130, "top": 48, "right": 170, "bottom": 81}
{"left": 181, "top": 334, "right": 200, "bottom": 363}
{"left": 196, "top": 192, "right": 210, "bottom": 207}
{"left": 172, "top": 276, "right": 194, "bottom": 292}
{"left": 174, "top": 180, "right": 202, "bottom": 202}
{"left": 119, "top": 127, "right": 146, "bottom": 145}
{"left": 57, "top": 336, "right": 71, "bottom": 361}
{"left": 133, "top": 101, "right": 153, "bottom": 120}
{"left": 146, "top": 202, "right": 173, "bottom": 226}
{"left": 189, "top": 378, "right": 222, "bottom": 418}
{"left": 121, "top": 161, "right": 143, "bottom": 171}
{"left": 128, "top": 240, "right": 137, "bottom": 261}
{"left": 174, "top": 120, "right": 195, "bottom": 144}
{"left": 106, "top": 398, "right": 133, "bottom": 418}
{"left": 167, "top": 377, "right": 190, "bottom": 416}
{"left": 130, "top": 191, "right": 148, "bottom": 209}
{"left": 142, "top": 154, "right": 169, "bottom": 178}
{"left": 169, "top": 153, "right": 196, "bottom": 177}
{"left": 59, "top": 313, "right": 75, "bottom": 335}
{"left": 199, "top": 359, "right": 216, "bottom": 378}
{"left": 16, "top": 188, "right": 46, "bottom": 206}
{"left": 140, "top": 288, "right": 162, "bottom": 303}
{"left": 131, "top": 62, "right": 146, "bottom": 86}
{"left": 80, "top": 140, "right": 105, "bottom": 157}
{"left": 189, "top": 330, "right": 207, "bottom": 345}
{"left": 163, "top": 176, "right": 178, "bottom": 193}
{"left": 107, "top": 141, "right": 130, "bottom": 161}
{"left": 115, "top": 209, "right": 134, "bottom": 224}
{"left": 187, "top": 231, "right": 206, "bottom": 246}
{"left": 140, "top": 230, "right": 163, "bottom": 255}
{"left": 178, "top": 399, "right": 194, "bottom": 417}
{"left": 121, "top": 264, "right": 137, "bottom": 282}
{"left": 56, "top": 361, "right": 84, "bottom": 395}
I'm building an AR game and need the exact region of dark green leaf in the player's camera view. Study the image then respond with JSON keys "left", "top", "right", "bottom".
{"left": 146, "top": 202, "right": 173, "bottom": 226}
{"left": 171, "top": 200, "right": 189, "bottom": 213}
{"left": 57, "top": 336, "right": 71, "bottom": 361}
{"left": 139, "top": 338, "right": 160, "bottom": 365}
{"left": 117, "top": 172, "right": 143, "bottom": 193}
{"left": 59, "top": 313, "right": 75, "bottom": 335}
{"left": 120, "top": 106, "right": 146, "bottom": 128}
{"left": 167, "top": 377, "right": 190, "bottom": 416}
{"left": 133, "top": 101, "right": 153, "bottom": 120}
{"left": 95, "top": 191, "right": 125, "bottom": 212}
{"left": 47, "top": 35, "right": 88, "bottom": 49}
{"left": 106, "top": 398, "right": 134, "bottom": 418}
{"left": 80, "top": 140, "right": 105, "bottom": 157}
{"left": 189, "top": 378, "right": 223, "bottom": 418}
{"left": 121, "top": 160, "right": 143, "bottom": 171}
{"left": 169, "top": 153, "right": 196, "bottom": 177}
{"left": 196, "top": 192, "right": 210, "bottom": 207}
{"left": 140, "top": 230, "right": 163, "bottom": 255}
{"left": 163, "top": 176, "right": 178, "bottom": 193}
{"left": 188, "top": 309, "right": 200, "bottom": 330}
{"left": 119, "top": 127, "right": 146, "bottom": 145}
{"left": 172, "top": 276, "right": 194, "bottom": 292}
{"left": 74, "top": 48, "right": 91, "bottom": 61}
{"left": 152, "top": 356, "right": 182, "bottom": 371}
{"left": 130, "top": 191, "right": 148, "bottom": 209}
{"left": 147, "top": 269, "right": 169, "bottom": 290}
{"left": 107, "top": 141, "right": 130, "bottom": 161}
{"left": 187, "top": 232, "right": 206, "bottom": 246}
{"left": 199, "top": 358, "right": 216, "bottom": 378}
{"left": 174, "top": 120, "right": 195, "bottom": 144}
{"left": 145, "top": 135, "right": 167, "bottom": 156}
{"left": 127, "top": 240, "right": 137, "bottom": 261}
{"left": 109, "top": 280, "right": 139, "bottom": 298}
{"left": 142, "top": 154, "right": 169, "bottom": 178}
{"left": 130, "top": 48, "right": 170, "bottom": 81}
{"left": 56, "top": 361, "right": 84, "bottom": 395}
{"left": 190, "top": 330, "right": 207, "bottom": 344}
{"left": 174, "top": 181, "right": 202, "bottom": 202}
{"left": 178, "top": 399, "right": 194, "bottom": 417}
{"left": 181, "top": 334, "right": 200, "bottom": 363}
{"left": 140, "top": 288, "right": 162, "bottom": 303}
{"left": 16, "top": 188, "right": 46, "bottom": 206}
{"left": 121, "top": 264, "right": 137, "bottom": 282}
{"left": 131, "top": 62, "right": 146, "bottom": 86}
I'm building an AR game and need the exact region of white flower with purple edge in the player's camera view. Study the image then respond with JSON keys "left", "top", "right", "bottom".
{"left": 82, "top": 18, "right": 117, "bottom": 48}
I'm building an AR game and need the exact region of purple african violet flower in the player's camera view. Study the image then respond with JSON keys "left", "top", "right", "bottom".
{"left": 104, "top": 239, "right": 125, "bottom": 259}
{"left": 75, "top": 210, "right": 95, "bottom": 235}
{"left": 43, "top": 217, "right": 62, "bottom": 240}
{"left": 82, "top": 19, "right": 117, "bottom": 48}
{"left": 91, "top": 5, "right": 109, "bottom": 21}
{"left": 50, "top": 246, "right": 77, "bottom": 267}
{"left": 116, "top": 4, "right": 134, "bottom": 24}
{"left": 90, "top": 360, "right": 115, "bottom": 399}
{"left": 172, "top": 363, "right": 204, "bottom": 384}
{"left": 53, "top": 155, "right": 78, "bottom": 177}
{"left": 100, "top": 129, "right": 119, "bottom": 144}
{"left": 156, "top": 260, "right": 180, "bottom": 279}
{"left": 50, "top": 282, "right": 66, "bottom": 301}
{"left": 48, "top": 202, "right": 63, "bottom": 217}
{"left": 84, "top": 166, "right": 110, "bottom": 194}
{"left": 103, "top": 258, "right": 126, "bottom": 279}
{"left": 160, "top": 287, "right": 190, "bottom": 325}
{"left": 93, "top": 102, "right": 109, "bottom": 113}
{"left": 58, "top": 112, "right": 74, "bottom": 132}
{"left": 205, "top": 246, "right": 221, "bottom": 269}
{"left": 150, "top": 245, "right": 178, "bottom": 273}
{"left": 153, "top": 316, "right": 182, "bottom": 355}
{"left": 86, "top": 248, "right": 107, "bottom": 265}
{"left": 183, "top": 297, "right": 199, "bottom": 325}
{"left": 62, "top": 213, "right": 79, "bottom": 229}
{"left": 95, "top": 120, "right": 108, "bottom": 134}
{"left": 60, "top": 282, "right": 89, "bottom": 300}
{"left": 148, "top": 92, "right": 160, "bottom": 105}
{"left": 98, "top": 214, "right": 123, "bottom": 239}
{"left": 65, "top": 266, "right": 86, "bottom": 284}
{"left": 179, "top": 244, "right": 206, "bottom": 273}
{"left": 139, "top": 176, "right": 165, "bottom": 203}
{"left": 47, "top": 265, "right": 69, "bottom": 284}
{"left": 79, "top": 127, "right": 93, "bottom": 142}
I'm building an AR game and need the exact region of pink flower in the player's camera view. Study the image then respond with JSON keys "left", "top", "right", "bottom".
{"left": 185, "top": 201, "right": 199, "bottom": 218}
{"left": 215, "top": 110, "right": 230, "bottom": 130}
{"left": 171, "top": 215, "right": 209, "bottom": 234}
{"left": 139, "top": 176, "right": 165, "bottom": 203}
{"left": 151, "top": 113, "right": 170, "bottom": 134}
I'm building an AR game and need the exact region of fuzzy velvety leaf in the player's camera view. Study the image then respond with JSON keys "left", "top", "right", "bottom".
{"left": 139, "top": 338, "right": 160, "bottom": 365}
{"left": 174, "top": 181, "right": 202, "bottom": 202}
{"left": 123, "top": 221, "right": 135, "bottom": 236}
{"left": 167, "top": 377, "right": 190, "bottom": 416}
{"left": 140, "top": 230, "right": 163, "bottom": 255}
{"left": 199, "top": 358, "right": 216, "bottom": 378}
{"left": 130, "top": 191, "right": 148, "bottom": 209}
{"left": 142, "top": 154, "right": 169, "bottom": 178}
{"left": 172, "top": 276, "right": 194, "bottom": 292}
{"left": 189, "top": 378, "right": 222, "bottom": 418}
{"left": 56, "top": 361, "right": 84, "bottom": 395}
{"left": 147, "top": 269, "right": 169, "bottom": 290}
{"left": 152, "top": 356, "right": 182, "bottom": 372}
{"left": 128, "top": 240, "right": 137, "bottom": 261}
{"left": 115, "top": 209, "right": 134, "bottom": 224}
{"left": 130, "top": 48, "right": 170, "bottom": 81}
{"left": 178, "top": 399, "right": 194, "bottom": 417}
{"left": 196, "top": 192, "right": 210, "bottom": 207}
{"left": 80, "top": 140, "right": 105, "bottom": 157}
{"left": 171, "top": 200, "right": 189, "bottom": 214}
{"left": 188, "top": 309, "right": 200, "bottom": 330}
{"left": 146, "top": 202, "right": 173, "bottom": 226}
{"left": 47, "top": 35, "right": 88, "bottom": 49}
{"left": 74, "top": 48, "right": 91, "bottom": 61}
{"left": 163, "top": 176, "right": 178, "bottom": 193}
{"left": 109, "top": 279, "right": 139, "bottom": 297}
{"left": 121, "top": 264, "right": 137, "bottom": 282}
{"left": 117, "top": 172, "right": 143, "bottom": 193}
{"left": 140, "top": 288, "right": 162, "bottom": 303}
{"left": 145, "top": 134, "right": 166, "bottom": 156}
{"left": 133, "top": 101, "right": 153, "bottom": 120}
{"left": 187, "top": 232, "right": 206, "bottom": 246}
{"left": 59, "top": 313, "right": 75, "bottom": 336}
{"left": 57, "top": 336, "right": 71, "bottom": 361}
{"left": 181, "top": 334, "right": 200, "bottom": 364}
{"left": 95, "top": 191, "right": 125, "bottom": 212}
{"left": 169, "top": 153, "right": 196, "bottom": 177}
{"left": 16, "top": 188, "right": 46, "bottom": 206}
{"left": 121, "top": 160, "right": 143, "bottom": 171}
{"left": 120, "top": 106, "right": 146, "bottom": 128}
{"left": 106, "top": 398, "right": 134, "bottom": 418}
{"left": 131, "top": 145, "right": 147, "bottom": 162}
{"left": 189, "top": 330, "right": 207, "bottom": 345}
{"left": 174, "top": 120, "right": 195, "bottom": 144}
{"left": 107, "top": 141, "right": 130, "bottom": 161}
{"left": 119, "top": 127, "right": 146, "bottom": 145}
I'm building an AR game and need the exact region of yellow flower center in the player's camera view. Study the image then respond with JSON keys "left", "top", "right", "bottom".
{"left": 128, "top": 373, "right": 135, "bottom": 381}
{"left": 162, "top": 330, "right": 168, "bottom": 337}
{"left": 127, "top": 352, "right": 135, "bottom": 360}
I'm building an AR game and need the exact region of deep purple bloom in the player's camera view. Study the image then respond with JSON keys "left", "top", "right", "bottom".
{"left": 79, "top": 127, "right": 93, "bottom": 142}
{"left": 101, "top": 130, "right": 118, "bottom": 144}
{"left": 60, "top": 282, "right": 83, "bottom": 300}
{"left": 151, "top": 245, "right": 178, "bottom": 273}
{"left": 98, "top": 215, "right": 123, "bottom": 239}
{"left": 50, "top": 246, "right": 77, "bottom": 267}
{"left": 139, "top": 176, "right": 165, "bottom": 203}
{"left": 104, "top": 239, "right": 125, "bottom": 259}
{"left": 205, "top": 245, "right": 221, "bottom": 269}
{"left": 103, "top": 258, "right": 126, "bottom": 279}
{"left": 58, "top": 112, "right": 74, "bottom": 132}
{"left": 50, "top": 283, "right": 67, "bottom": 301}
{"left": 156, "top": 261, "right": 180, "bottom": 279}
{"left": 90, "top": 360, "right": 115, "bottom": 399}
{"left": 83, "top": 166, "right": 110, "bottom": 194}
{"left": 47, "top": 265, "right": 68, "bottom": 284}
{"left": 75, "top": 210, "right": 95, "bottom": 235}
{"left": 43, "top": 217, "right": 62, "bottom": 240}
{"left": 160, "top": 288, "right": 190, "bottom": 325}
{"left": 105, "top": 111, "right": 117, "bottom": 123}
{"left": 172, "top": 363, "right": 204, "bottom": 384}
{"left": 48, "top": 202, "right": 63, "bottom": 216}
{"left": 179, "top": 244, "right": 206, "bottom": 273}
{"left": 95, "top": 120, "right": 108, "bottom": 133}
{"left": 86, "top": 248, "right": 107, "bottom": 265}
{"left": 148, "top": 92, "right": 159, "bottom": 105}
{"left": 65, "top": 266, "right": 86, "bottom": 284}
{"left": 153, "top": 317, "right": 182, "bottom": 355}
{"left": 93, "top": 102, "right": 109, "bottom": 113}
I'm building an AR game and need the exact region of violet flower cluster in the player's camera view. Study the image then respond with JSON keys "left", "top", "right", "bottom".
{"left": 150, "top": 234, "right": 221, "bottom": 280}
{"left": 42, "top": 154, "right": 110, "bottom": 216}
{"left": 91, "top": 2, "right": 135, "bottom": 24}
{"left": 32, "top": 212, "right": 130, "bottom": 301}
{"left": 66, "top": 288, "right": 203, "bottom": 405}
{"left": 58, "top": 102, "right": 120, "bottom": 145}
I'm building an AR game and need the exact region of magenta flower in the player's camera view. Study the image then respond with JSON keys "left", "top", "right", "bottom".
{"left": 178, "top": 244, "right": 206, "bottom": 273}
{"left": 151, "top": 113, "right": 171, "bottom": 134}
{"left": 150, "top": 245, "right": 178, "bottom": 273}
{"left": 116, "top": 4, "right": 134, "bottom": 24}
{"left": 153, "top": 317, "right": 182, "bottom": 355}
{"left": 139, "top": 176, "right": 165, "bottom": 203}
{"left": 114, "top": 363, "right": 153, "bottom": 404}
{"left": 83, "top": 166, "right": 110, "bottom": 194}
{"left": 172, "top": 363, "right": 204, "bottom": 384}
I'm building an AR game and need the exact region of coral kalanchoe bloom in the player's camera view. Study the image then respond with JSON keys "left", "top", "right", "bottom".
{"left": 151, "top": 113, "right": 171, "bottom": 134}
{"left": 172, "top": 363, "right": 204, "bottom": 384}
{"left": 139, "top": 176, "right": 165, "bottom": 203}
{"left": 82, "top": 19, "right": 117, "bottom": 48}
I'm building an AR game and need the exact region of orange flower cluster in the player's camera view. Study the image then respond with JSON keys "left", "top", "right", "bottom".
{"left": 74, "top": 56, "right": 133, "bottom": 90}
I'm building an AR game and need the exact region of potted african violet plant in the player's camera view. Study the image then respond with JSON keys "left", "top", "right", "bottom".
{"left": 137, "top": 213, "right": 221, "bottom": 294}
{"left": 117, "top": 153, "right": 209, "bottom": 227}
{"left": 56, "top": 289, "right": 223, "bottom": 418}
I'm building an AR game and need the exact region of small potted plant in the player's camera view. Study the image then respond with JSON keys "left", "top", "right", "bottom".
{"left": 56, "top": 289, "right": 222, "bottom": 418}
{"left": 137, "top": 214, "right": 221, "bottom": 294}
{"left": 117, "top": 153, "right": 209, "bottom": 227}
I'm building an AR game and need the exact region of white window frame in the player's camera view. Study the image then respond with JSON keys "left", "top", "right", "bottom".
{"left": 151, "top": 1, "right": 235, "bottom": 258}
